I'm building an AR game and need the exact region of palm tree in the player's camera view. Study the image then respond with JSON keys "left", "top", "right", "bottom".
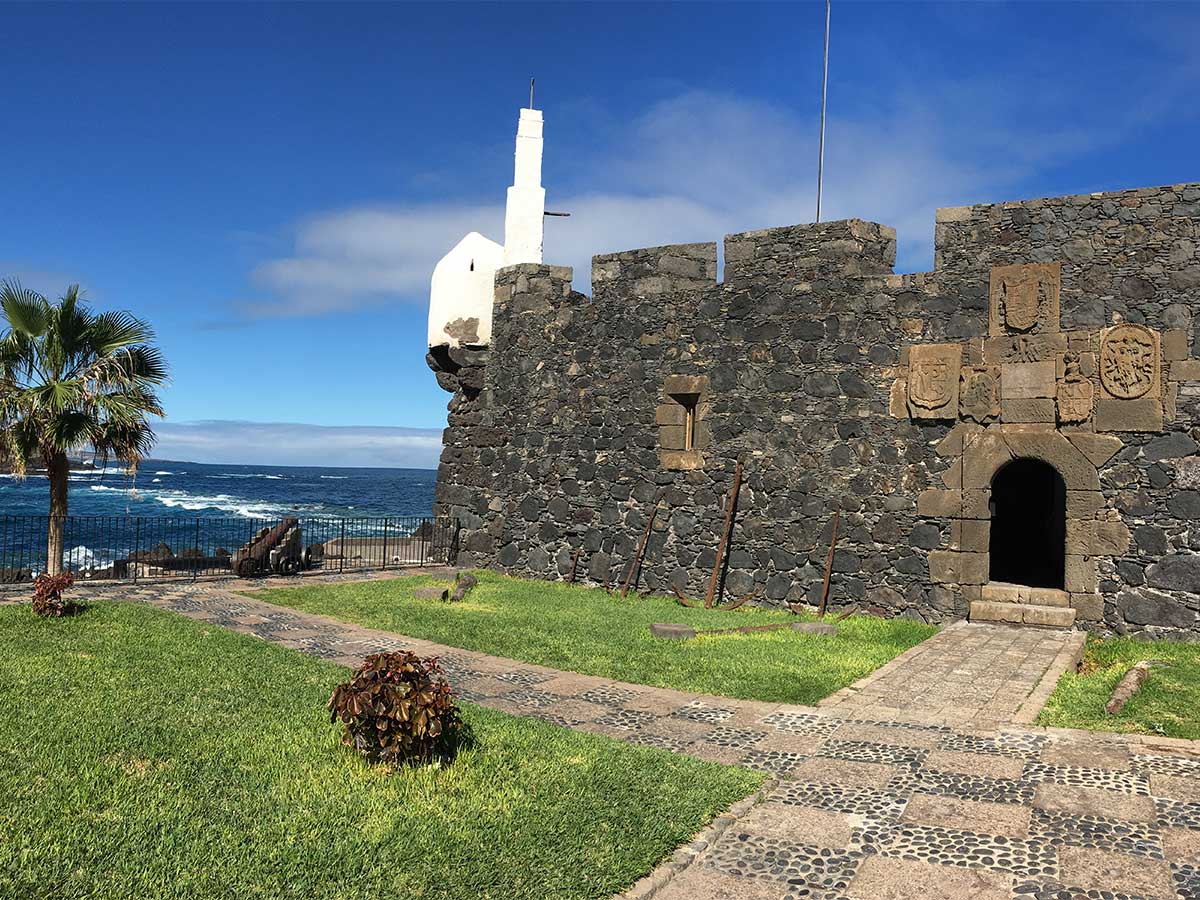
{"left": 0, "top": 280, "right": 167, "bottom": 574}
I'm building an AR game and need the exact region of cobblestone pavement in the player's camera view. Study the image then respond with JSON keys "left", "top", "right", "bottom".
{"left": 76, "top": 580, "right": 1200, "bottom": 900}
{"left": 819, "top": 621, "right": 1088, "bottom": 729}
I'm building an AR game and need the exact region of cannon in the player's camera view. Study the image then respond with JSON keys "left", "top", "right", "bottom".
{"left": 232, "top": 517, "right": 301, "bottom": 577}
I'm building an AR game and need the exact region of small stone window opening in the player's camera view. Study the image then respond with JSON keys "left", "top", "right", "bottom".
{"left": 469, "top": 259, "right": 475, "bottom": 272}
{"left": 676, "top": 392, "right": 699, "bottom": 450}
{"left": 658, "top": 375, "right": 710, "bottom": 470}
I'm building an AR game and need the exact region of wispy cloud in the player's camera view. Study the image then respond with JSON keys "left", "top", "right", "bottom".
{"left": 229, "top": 20, "right": 1198, "bottom": 320}
{"left": 153, "top": 420, "right": 441, "bottom": 468}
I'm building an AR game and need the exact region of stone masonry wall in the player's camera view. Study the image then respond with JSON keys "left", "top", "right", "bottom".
{"left": 428, "top": 183, "right": 1200, "bottom": 637}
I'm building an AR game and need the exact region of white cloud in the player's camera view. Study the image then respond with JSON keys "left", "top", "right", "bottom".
{"left": 233, "top": 32, "right": 1197, "bottom": 321}
{"left": 153, "top": 420, "right": 442, "bottom": 468}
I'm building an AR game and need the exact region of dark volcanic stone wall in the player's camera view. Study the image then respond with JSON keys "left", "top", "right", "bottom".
{"left": 429, "top": 184, "right": 1200, "bottom": 635}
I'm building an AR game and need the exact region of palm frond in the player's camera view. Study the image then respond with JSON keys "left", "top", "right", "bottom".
{"left": 0, "top": 279, "right": 48, "bottom": 338}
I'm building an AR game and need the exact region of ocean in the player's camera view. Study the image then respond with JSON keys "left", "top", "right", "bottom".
{"left": 0, "top": 460, "right": 438, "bottom": 520}
{"left": 0, "top": 460, "right": 440, "bottom": 579}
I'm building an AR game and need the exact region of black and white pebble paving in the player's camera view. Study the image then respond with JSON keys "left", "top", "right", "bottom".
{"left": 894, "top": 768, "right": 1035, "bottom": 805}
{"left": 742, "top": 749, "right": 810, "bottom": 775}
{"left": 578, "top": 684, "right": 638, "bottom": 705}
{"left": 592, "top": 707, "right": 659, "bottom": 730}
{"left": 1029, "top": 808, "right": 1164, "bottom": 859}
{"left": 702, "top": 833, "right": 861, "bottom": 894}
{"left": 773, "top": 782, "right": 907, "bottom": 819}
{"left": 672, "top": 700, "right": 735, "bottom": 724}
{"left": 761, "top": 710, "right": 842, "bottom": 736}
{"left": 492, "top": 669, "right": 554, "bottom": 687}
{"left": 1022, "top": 762, "right": 1151, "bottom": 795}
{"left": 1135, "top": 753, "right": 1200, "bottom": 779}
{"left": 880, "top": 822, "right": 1058, "bottom": 878}
{"left": 704, "top": 726, "right": 769, "bottom": 750}
{"left": 819, "top": 739, "right": 926, "bottom": 767}
{"left": 938, "top": 732, "right": 1045, "bottom": 757}
{"left": 1173, "top": 861, "right": 1200, "bottom": 900}
{"left": 1012, "top": 882, "right": 1154, "bottom": 900}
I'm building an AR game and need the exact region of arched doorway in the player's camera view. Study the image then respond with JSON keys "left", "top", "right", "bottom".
{"left": 989, "top": 458, "right": 1066, "bottom": 589}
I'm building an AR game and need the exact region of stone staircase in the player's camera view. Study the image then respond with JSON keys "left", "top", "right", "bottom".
{"left": 969, "top": 581, "right": 1076, "bottom": 628}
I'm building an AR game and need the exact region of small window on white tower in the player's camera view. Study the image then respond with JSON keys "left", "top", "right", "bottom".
{"left": 469, "top": 259, "right": 475, "bottom": 272}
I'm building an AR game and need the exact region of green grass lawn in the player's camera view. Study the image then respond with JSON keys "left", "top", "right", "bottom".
{"left": 0, "top": 602, "right": 762, "bottom": 900}
{"left": 1038, "top": 634, "right": 1200, "bottom": 739}
{"left": 251, "top": 571, "right": 937, "bottom": 705}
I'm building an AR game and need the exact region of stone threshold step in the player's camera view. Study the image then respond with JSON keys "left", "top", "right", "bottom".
{"left": 969, "top": 599, "right": 1076, "bottom": 628}
{"left": 980, "top": 581, "right": 1070, "bottom": 608}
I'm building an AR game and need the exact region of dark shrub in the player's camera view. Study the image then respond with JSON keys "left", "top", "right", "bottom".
{"left": 32, "top": 572, "right": 78, "bottom": 617}
{"left": 328, "top": 651, "right": 468, "bottom": 766}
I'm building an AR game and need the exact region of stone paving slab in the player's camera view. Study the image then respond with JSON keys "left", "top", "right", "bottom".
{"left": 64, "top": 580, "right": 1200, "bottom": 900}
{"left": 819, "top": 620, "right": 1086, "bottom": 729}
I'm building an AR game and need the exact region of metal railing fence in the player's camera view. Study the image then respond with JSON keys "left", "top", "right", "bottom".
{"left": 0, "top": 514, "right": 458, "bottom": 585}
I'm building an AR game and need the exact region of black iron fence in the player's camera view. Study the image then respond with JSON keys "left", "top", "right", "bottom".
{"left": 0, "top": 515, "right": 458, "bottom": 585}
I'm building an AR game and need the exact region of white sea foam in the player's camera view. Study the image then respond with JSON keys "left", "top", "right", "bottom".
{"left": 152, "top": 478, "right": 161, "bottom": 483}
{"left": 91, "top": 483, "right": 317, "bottom": 519}
{"left": 154, "top": 471, "right": 173, "bottom": 476}
{"left": 210, "top": 473, "right": 284, "bottom": 480}
{"left": 319, "top": 475, "right": 349, "bottom": 480}
{"left": 65, "top": 545, "right": 114, "bottom": 570}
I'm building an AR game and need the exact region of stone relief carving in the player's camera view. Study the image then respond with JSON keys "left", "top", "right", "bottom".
{"left": 989, "top": 262, "right": 1061, "bottom": 336}
{"left": 907, "top": 343, "right": 961, "bottom": 419}
{"left": 960, "top": 366, "right": 1000, "bottom": 424}
{"left": 1056, "top": 352, "right": 1094, "bottom": 424}
{"left": 1100, "top": 324, "right": 1159, "bottom": 400}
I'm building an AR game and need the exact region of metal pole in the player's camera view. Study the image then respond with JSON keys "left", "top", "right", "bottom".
{"left": 816, "top": 0, "right": 831, "bottom": 223}
{"left": 529, "top": 77, "right": 535, "bottom": 109}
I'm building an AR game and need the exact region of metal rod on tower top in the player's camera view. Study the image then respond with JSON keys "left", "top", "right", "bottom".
{"left": 816, "top": 0, "right": 831, "bottom": 223}
{"left": 529, "top": 77, "right": 535, "bottom": 109}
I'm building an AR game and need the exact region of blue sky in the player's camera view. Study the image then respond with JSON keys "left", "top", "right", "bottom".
{"left": 3, "top": 2, "right": 1197, "bottom": 468}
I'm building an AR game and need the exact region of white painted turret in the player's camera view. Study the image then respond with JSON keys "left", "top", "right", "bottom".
{"left": 427, "top": 231, "right": 504, "bottom": 347}
{"left": 503, "top": 108, "right": 546, "bottom": 266}
{"left": 428, "top": 105, "right": 548, "bottom": 349}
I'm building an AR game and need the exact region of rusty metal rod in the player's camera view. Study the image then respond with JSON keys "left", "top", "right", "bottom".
{"left": 705, "top": 461, "right": 744, "bottom": 609}
{"left": 568, "top": 548, "right": 581, "bottom": 583}
{"left": 621, "top": 503, "right": 659, "bottom": 598}
{"left": 672, "top": 584, "right": 703, "bottom": 609}
{"left": 818, "top": 509, "right": 840, "bottom": 618}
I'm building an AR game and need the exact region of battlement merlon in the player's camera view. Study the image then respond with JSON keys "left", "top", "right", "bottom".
{"left": 724, "top": 219, "right": 897, "bottom": 282}
{"left": 592, "top": 242, "right": 717, "bottom": 302}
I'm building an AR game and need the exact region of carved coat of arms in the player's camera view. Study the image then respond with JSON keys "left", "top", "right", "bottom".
{"left": 1056, "top": 353, "right": 1094, "bottom": 423}
{"left": 911, "top": 358, "right": 953, "bottom": 408}
{"left": 960, "top": 367, "right": 999, "bottom": 424}
{"left": 1100, "top": 324, "right": 1158, "bottom": 399}
{"left": 989, "top": 263, "right": 1061, "bottom": 336}
{"left": 907, "top": 344, "right": 961, "bottom": 418}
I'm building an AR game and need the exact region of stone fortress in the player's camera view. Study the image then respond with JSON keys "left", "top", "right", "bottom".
{"left": 427, "top": 104, "right": 1200, "bottom": 637}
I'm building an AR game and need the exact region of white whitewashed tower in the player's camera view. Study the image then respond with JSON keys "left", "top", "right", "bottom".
{"left": 502, "top": 108, "right": 546, "bottom": 266}
{"left": 428, "top": 105, "right": 547, "bottom": 348}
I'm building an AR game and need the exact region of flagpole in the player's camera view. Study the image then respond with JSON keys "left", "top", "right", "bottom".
{"left": 816, "top": 0, "right": 830, "bottom": 223}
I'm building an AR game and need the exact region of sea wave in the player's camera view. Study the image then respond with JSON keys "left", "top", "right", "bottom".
{"left": 90, "top": 483, "right": 318, "bottom": 520}
{"left": 319, "top": 475, "right": 349, "bottom": 480}
{"left": 154, "top": 471, "right": 173, "bottom": 476}
{"left": 208, "top": 473, "right": 285, "bottom": 480}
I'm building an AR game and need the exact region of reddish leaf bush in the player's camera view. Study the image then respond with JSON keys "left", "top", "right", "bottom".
{"left": 32, "top": 572, "right": 78, "bottom": 617}
{"left": 328, "top": 651, "right": 469, "bottom": 766}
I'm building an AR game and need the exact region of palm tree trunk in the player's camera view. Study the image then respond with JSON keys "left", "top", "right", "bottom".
{"left": 46, "top": 452, "right": 69, "bottom": 576}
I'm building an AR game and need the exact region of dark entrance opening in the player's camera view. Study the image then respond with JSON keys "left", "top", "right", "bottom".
{"left": 989, "top": 458, "right": 1066, "bottom": 589}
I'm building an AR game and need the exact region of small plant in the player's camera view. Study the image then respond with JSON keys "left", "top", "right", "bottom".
{"left": 328, "top": 651, "right": 468, "bottom": 766}
{"left": 32, "top": 572, "right": 78, "bottom": 617}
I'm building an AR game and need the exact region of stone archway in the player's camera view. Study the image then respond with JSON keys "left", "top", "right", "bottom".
{"left": 922, "top": 427, "right": 1128, "bottom": 625}
{"left": 989, "top": 457, "right": 1066, "bottom": 590}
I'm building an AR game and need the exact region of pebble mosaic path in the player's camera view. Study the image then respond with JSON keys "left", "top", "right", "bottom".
{"left": 65, "top": 577, "right": 1200, "bottom": 900}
